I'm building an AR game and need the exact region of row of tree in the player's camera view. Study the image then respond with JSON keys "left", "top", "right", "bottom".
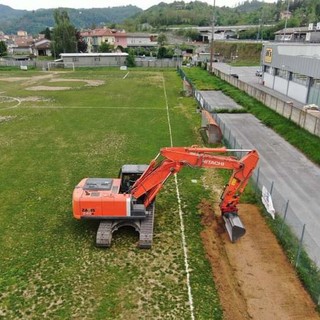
{"left": 122, "top": 0, "right": 320, "bottom": 35}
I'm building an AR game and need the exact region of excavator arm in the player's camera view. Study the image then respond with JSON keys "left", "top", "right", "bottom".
{"left": 131, "top": 146, "right": 259, "bottom": 242}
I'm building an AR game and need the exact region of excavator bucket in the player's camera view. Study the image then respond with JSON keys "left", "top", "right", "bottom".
{"left": 223, "top": 212, "right": 246, "bottom": 242}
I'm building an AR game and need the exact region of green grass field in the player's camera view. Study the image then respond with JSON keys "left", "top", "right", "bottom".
{"left": 0, "top": 68, "right": 223, "bottom": 319}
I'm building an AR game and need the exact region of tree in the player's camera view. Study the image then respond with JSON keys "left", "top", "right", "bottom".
{"left": 51, "top": 9, "right": 77, "bottom": 58}
{"left": 157, "top": 46, "right": 167, "bottom": 59}
{"left": 157, "top": 33, "right": 167, "bottom": 47}
{"left": 44, "top": 27, "right": 51, "bottom": 40}
{"left": 0, "top": 41, "right": 7, "bottom": 56}
{"left": 126, "top": 49, "right": 136, "bottom": 67}
{"left": 39, "top": 27, "right": 51, "bottom": 40}
{"left": 76, "top": 31, "right": 87, "bottom": 53}
{"left": 98, "top": 42, "right": 113, "bottom": 53}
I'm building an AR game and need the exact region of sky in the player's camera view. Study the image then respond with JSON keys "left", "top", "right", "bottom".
{"left": 0, "top": 0, "right": 276, "bottom": 11}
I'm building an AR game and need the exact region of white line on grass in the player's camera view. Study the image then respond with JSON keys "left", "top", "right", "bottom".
{"left": 123, "top": 72, "right": 129, "bottom": 79}
{"left": 0, "top": 96, "right": 21, "bottom": 110}
{"left": 16, "top": 106, "right": 164, "bottom": 110}
{"left": 162, "top": 75, "right": 195, "bottom": 320}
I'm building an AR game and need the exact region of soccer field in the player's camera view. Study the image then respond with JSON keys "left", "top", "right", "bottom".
{"left": 0, "top": 68, "right": 222, "bottom": 319}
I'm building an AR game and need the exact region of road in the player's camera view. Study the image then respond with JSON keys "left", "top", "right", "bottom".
{"left": 197, "top": 88, "right": 320, "bottom": 266}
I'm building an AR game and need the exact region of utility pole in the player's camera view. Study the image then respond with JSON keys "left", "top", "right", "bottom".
{"left": 209, "top": 0, "right": 216, "bottom": 73}
{"left": 283, "top": 0, "right": 290, "bottom": 41}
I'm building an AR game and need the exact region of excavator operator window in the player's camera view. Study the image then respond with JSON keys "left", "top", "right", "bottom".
{"left": 120, "top": 173, "right": 140, "bottom": 193}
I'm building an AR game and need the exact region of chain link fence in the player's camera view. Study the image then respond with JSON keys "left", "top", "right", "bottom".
{"left": 177, "top": 66, "right": 320, "bottom": 306}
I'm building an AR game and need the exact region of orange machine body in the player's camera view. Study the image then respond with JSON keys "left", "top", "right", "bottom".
{"left": 73, "top": 178, "right": 131, "bottom": 219}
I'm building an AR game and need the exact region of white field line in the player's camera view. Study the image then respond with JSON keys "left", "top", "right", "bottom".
{"left": 12, "top": 106, "right": 164, "bottom": 110}
{"left": 0, "top": 96, "right": 21, "bottom": 110}
{"left": 162, "top": 75, "right": 195, "bottom": 320}
{"left": 123, "top": 72, "right": 129, "bottom": 79}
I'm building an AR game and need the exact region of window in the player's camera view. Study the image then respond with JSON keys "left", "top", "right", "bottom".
{"left": 291, "top": 73, "right": 308, "bottom": 86}
{"left": 265, "top": 66, "right": 274, "bottom": 75}
{"left": 94, "top": 57, "right": 100, "bottom": 61}
{"left": 72, "top": 57, "right": 79, "bottom": 62}
{"left": 275, "top": 68, "right": 289, "bottom": 79}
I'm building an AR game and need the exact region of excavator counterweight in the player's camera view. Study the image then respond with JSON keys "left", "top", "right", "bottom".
{"left": 72, "top": 146, "right": 259, "bottom": 247}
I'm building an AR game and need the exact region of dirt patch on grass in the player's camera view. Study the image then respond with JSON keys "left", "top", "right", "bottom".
{"left": 0, "top": 116, "right": 16, "bottom": 123}
{"left": 49, "top": 78, "right": 105, "bottom": 87}
{"left": 26, "top": 86, "right": 72, "bottom": 91}
{"left": 199, "top": 200, "right": 320, "bottom": 320}
{"left": 0, "top": 73, "right": 105, "bottom": 91}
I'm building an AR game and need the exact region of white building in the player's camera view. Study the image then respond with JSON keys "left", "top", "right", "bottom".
{"left": 261, "top": 43, "right": 320, "bottom": 106}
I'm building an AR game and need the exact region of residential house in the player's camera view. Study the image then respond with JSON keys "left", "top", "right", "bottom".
{"left": 81, "top": 28, "right": 116, "bottom": 52}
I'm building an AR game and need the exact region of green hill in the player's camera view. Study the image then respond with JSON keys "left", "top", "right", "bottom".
{"left": 0, "top": 5, "right": 142, "bottom": 34}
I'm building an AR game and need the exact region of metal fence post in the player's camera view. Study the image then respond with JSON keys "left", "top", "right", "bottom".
{"left": 295, "top": 224, "right": 306, "bottom": 268}
{"left": 255, "top": 167, "right": 260, "bottom": 195}
{"left": 269, "top": 181, "right": 274, "bottom": 196}
{"left": 280, "top": 200, "right": 289, "bottom": 237}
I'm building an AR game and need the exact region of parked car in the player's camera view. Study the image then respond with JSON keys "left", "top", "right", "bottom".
{"left": 255, "top": 69, "right": 263, "bottom": 77}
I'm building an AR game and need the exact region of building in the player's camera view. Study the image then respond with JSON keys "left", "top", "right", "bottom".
{"left": 81, "top": 28, "right": 117, "bottom": 53}
{"left": 33, "top": 39, "right": 51, "bottom": 56}
{"left": 80, "top": 28, "right": 158, "bottom": 52}
{"left": 126, "top": 33, "right": 158, "bottom": 48}
{"left": 261, "top": 43, "right": 320, "bottom": 106}
{"left": 274, "top": 26, "right": 320, "bottom": 42}
{"left": 60, "top": 53, "right": 128, "bottom": 67}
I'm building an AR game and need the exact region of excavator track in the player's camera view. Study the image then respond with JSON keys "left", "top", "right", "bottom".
{"left": 95, "top": 203, "right": 155, "bottom": 248}
{"left": 138, "top": 203, "right": 155, "bottom": 249}
{"left": 96, "top": 221, "right": 113, "bottom": 247}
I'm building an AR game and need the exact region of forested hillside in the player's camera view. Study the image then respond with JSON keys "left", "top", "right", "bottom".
{"left": 0, "top": 5, "right": 142, "bottom": 34}
{"left": 130, "top": 0, "right": 320, "bottom": 29}
{"left": 0, "top": 0, "right": 319, "bottom": 35}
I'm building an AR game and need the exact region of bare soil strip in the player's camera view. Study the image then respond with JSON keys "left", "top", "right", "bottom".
{"left": 199, "top": 200, "right": 320, "bottom": 320}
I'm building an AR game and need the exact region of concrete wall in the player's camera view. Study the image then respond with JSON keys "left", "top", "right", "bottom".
{"left": 214, "top": 68, "right": 320, "bottom": 137}
{"left": 135, "top": 59, "right": 181, "bottom": 68}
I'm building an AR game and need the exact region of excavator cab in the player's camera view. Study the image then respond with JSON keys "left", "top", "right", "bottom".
{"left": 119, "top": 164, "right": 148, "bottom": 194}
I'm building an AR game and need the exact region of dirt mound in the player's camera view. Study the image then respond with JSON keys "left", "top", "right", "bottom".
{"left": 199, "top": 200, "right": 319, "bottom": 320}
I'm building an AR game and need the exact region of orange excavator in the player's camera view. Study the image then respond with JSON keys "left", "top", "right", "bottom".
{"left": 73, "top": 146, "right": 259, "bottom": 248}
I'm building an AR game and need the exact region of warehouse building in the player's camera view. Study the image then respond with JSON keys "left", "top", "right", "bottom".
{"left": 261, "top": 43, "right": 320, "bottom": 107}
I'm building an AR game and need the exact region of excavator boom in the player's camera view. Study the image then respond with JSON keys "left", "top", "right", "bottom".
{"left": 73, "top": 146, "right": 259, "bottom": 247}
